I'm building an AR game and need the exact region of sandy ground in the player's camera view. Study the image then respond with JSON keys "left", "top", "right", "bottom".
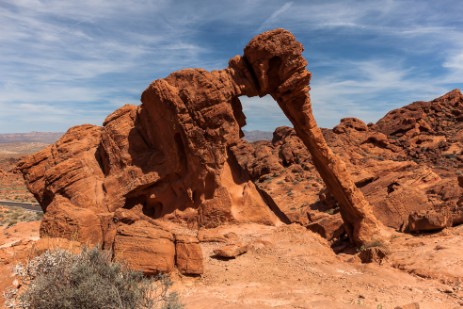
{"left": 0, "top": 154, "right": 36, "bottom": 203}
{"left": 0, "top": 142, "right": 49, "bottom": 159}
{"left": 173, "top": 224, "right": 463, "bottom": 309}
{"left": 1, "top": 221, "right": 463, "bottom": 308}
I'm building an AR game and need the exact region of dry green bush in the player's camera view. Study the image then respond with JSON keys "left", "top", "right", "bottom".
{"left": 4, "top": 248, "right": 183, "bottom": 309}
{"left": 0, "top": 207, "right": 42, "bottom": 227}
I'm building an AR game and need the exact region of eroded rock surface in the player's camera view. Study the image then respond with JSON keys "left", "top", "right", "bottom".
{"left": 236, "top": 90, "right": 463, "bottom": 239}
{"left": 20, "top": 29, "right": 385, "bottom": 273}
{"left": 24, "top": 28, "right": 460, "bottom": 274}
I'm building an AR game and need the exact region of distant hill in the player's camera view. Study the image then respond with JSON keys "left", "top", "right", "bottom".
{"left": 0, "top": 132, "right": 63, "bottom": 144}
{"left": 243, "top": 130, "right": 273, "bottom": 142}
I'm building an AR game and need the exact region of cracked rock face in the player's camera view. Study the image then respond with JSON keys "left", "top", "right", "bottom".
{"left": 18, "top": 28, "right": 383, "bottom": 274}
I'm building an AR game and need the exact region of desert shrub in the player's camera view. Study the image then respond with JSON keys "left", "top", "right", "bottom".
{"left": 5, "top": 248, "right": 183, "bottom": 309}
{"left": 358, "top": 240, "right": 384, "bottom": 252}
{"left": 0, "top": 207, "right": 42, "bottom": 227}
{"left": 323, "top": 208, "right": 337, "bottom": 215}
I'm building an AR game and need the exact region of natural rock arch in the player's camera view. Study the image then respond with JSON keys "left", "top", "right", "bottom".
{"left": 19, "top": 28, "right": 386, "bottom": 254}
{"left": 236, "top": 29, "right": 387, "bottom": 245}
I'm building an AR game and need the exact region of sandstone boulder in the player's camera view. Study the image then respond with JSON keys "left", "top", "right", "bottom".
{"left": 175, "top": 235, "right": 203, "bottom": 275}
{"left": 307, "top": 213, "right": 345, "bottom": 241}
{"left": 39, "top": 196, "right": 105, "bottom": 245}
{"left": 212, "top": 243, "right": 249, "bottom": 259}
{"left": 113, "top": 221, "right": 175, "bottom": 275}
{"left": 406, "top": 210, "right": 452, "bottom": 232}
{"left": 333, "top": 118, "right": 368, "bottom": 134}
{"left": 358, "top": 246, "right": 388, "bottom": 264}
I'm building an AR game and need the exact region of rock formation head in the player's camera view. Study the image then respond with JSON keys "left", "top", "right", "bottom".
{"left": 242, "top": 28, "right": 310, "bottom": 96}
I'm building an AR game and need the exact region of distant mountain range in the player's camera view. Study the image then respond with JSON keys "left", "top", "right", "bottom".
{"left": 0, "top": 132, "right": 63, "bottom": 144}
{"left": 0, "top": 130, "right": 273, "bottom": 144}
{"left": 242, "top": 130, "right": 273, "bottom": 142}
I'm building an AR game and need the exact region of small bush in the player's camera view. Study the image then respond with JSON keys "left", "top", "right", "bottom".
{"left": 358, "top": 240, "right": 384, "bottom": 252}
{"left": 5, "top": 248, "right": 183, "bottom": 309}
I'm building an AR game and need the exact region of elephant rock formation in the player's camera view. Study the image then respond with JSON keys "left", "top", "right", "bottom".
{"left": 18, "top": 29, "right": 385, "bottom": 274}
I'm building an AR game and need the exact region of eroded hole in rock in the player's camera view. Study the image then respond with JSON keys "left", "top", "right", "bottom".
{"left": 143, "top": 201, "right": 162, "bottom": 218}
{"left": 387, "top": 182, "right": 400, "bottom": 194}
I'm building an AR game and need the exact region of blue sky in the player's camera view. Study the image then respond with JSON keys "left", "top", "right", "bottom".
{"left": 0, "top": 0, "right": 462, "bottom": 133}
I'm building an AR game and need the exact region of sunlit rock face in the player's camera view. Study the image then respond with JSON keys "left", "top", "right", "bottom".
{"left": 23, "top": 29, "right": 463, "bottom": 274}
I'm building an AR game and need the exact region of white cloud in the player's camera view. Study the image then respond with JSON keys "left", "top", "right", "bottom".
{"left": 0, "top": 0, "right": 461, "bottom": 133}
{"left": 258, "top": 2, "right": 293, "bottom": 32}
{"left": 441, "top": 55, "right": 463, "bottom": 85}
{"left": 310, "top": 58, "right": 453, "bottom": 128}
{"left": 240, "top": 95, "right": 291, "bottom": 131}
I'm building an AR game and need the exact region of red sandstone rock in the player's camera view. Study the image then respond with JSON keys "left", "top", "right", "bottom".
{"left": 243, "top": 30, "right": 387, "bottom": 245}
{"left": 32, "top": 237, "right": 82, "bottom": 255}
{"left": 374, "top": 89, "right": 463, "bottom": 170}
{"left": 26, "top": 29, "right": 463, "bottom": 274}
{"left": 39, "top": 196, "right": 105, "bottom": 245}
{"left": 17, "top": 28, "right": 389, "bottom": 272}
{"left": 212, "top": 243, "right": 249, "bottom": 259}
{"left": 307, "top": 213, "right": 345, "bottom": 241}
{"left": 175, "top": 235, "right": 203, "bottom": 275}
{"left": 113, "top": 221, "right": 175, "bottom": 275}
{"left": 197, "top": 228, "right": 240, "bottom": 243}
{"left": 234, "top": 88, "right": 463, "bottom": 238}
{"left": 406, "top": 210, "right": 452, "bottom": 232}
{"left": 358, "top": 246, "right": 388, "bottom": 264}
{"left": 333, "top": 118, "right": 368, "bottom": 134}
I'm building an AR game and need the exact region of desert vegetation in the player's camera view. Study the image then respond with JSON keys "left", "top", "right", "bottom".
{"left": 0, "top": 207, "right": 42, "bottom": 227}
{"left": 4, "top": 247, "right": 183, "bottom": 309}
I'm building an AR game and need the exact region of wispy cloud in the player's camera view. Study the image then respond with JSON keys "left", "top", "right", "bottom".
{"left": 258, "top": 2, "right": 293, "bottom": 32}
{"left": 443, "top": 52, "right": 463, "bottom": 76}
{"left": 241, "top": 95, "right": 290, "bottom": 131}
{"left": 0, "top": 0, "right": 461, "bottom": 132}
{"left": 311, "top": 58, "right": 456, "bottom": 127}
{"left": 0, "top": 0, "right": 212, "bottom": 132}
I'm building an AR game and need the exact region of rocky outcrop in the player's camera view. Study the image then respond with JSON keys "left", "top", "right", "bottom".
{"left": 306, "top": 213, "right": 345, "bottom": 241}
{"left": 175, "top": 235, "right": 203, "bottom": 275}
{"left": 212, "top": 243, "right": 249, "bottom": 259}
{"left": 406, "top": 210, "right": 452, "bottom": 232}
{"left": 113, "top": 221, "right": 175, "bottom": 275}
{"left": 373, "top": 89, "right": 463, "bottom": 170}
{"left": 18, "top": 28, "right": 388, "bottom": 273}
{"left": 236, "top": 90, "right": 463, "bottom": 238}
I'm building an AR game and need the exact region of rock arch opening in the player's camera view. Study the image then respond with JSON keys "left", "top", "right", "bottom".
{"left": 239, "top": 95, "right": 291, "bottom": 141}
